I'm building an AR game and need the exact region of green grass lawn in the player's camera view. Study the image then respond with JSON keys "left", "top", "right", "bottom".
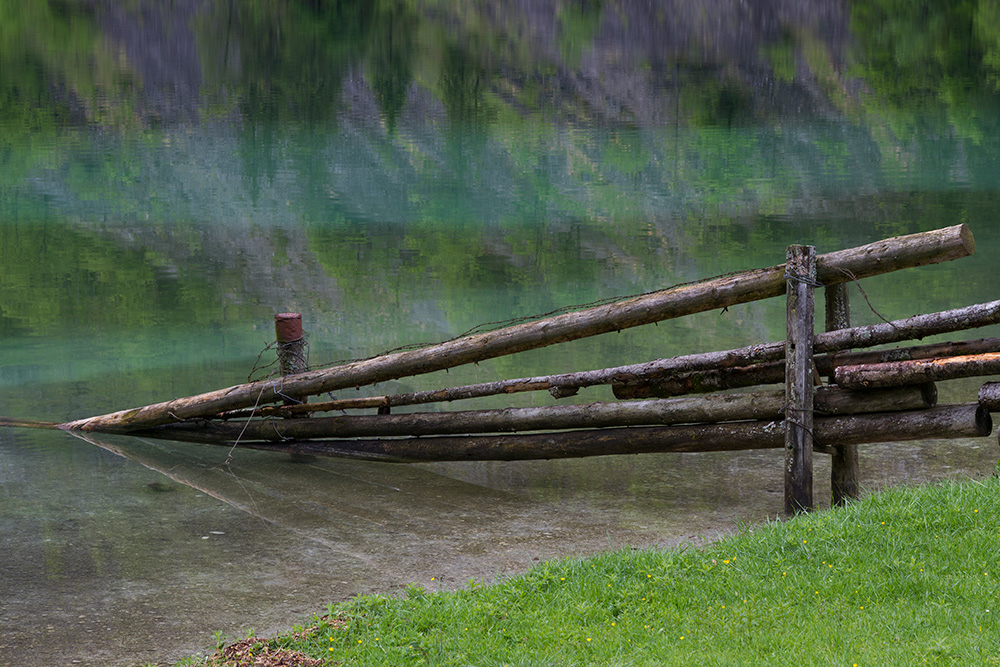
{"left": 174, "top": 477, "right": 1000, "bottom": 666}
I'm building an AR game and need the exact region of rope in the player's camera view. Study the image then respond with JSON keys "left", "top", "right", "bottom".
{"left": 836, "top": 267, "right": 899, "bottom": 330}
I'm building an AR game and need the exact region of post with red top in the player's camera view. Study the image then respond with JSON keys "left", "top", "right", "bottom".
{"left": 274, "top": 313, "right": 308, "bottom": 401}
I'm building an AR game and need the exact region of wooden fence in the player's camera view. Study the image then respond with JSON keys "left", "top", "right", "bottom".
{"left": 50, "top": 223, "right": 1000, "bottom": 515}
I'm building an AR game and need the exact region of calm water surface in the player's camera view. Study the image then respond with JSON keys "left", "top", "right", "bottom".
{"left": 2, "top": 1, "right": 1000, "bottom": 664}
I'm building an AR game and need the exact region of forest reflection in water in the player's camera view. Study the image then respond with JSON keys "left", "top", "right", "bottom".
{"left": 4, "top": 0, "right": 1000, "bottom": 665}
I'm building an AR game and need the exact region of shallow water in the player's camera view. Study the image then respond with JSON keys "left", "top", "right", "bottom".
{"left": 3, "top": 1, "right": 1000, "bottom": 664}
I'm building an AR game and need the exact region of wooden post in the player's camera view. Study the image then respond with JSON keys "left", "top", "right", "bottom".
{"left": 274, "top": 313, "right": 308, "bottom": 378}
{"left": 785, "top": 245, "right": 815, "bottom": 516}
{"left": 275, "top": 312, "right": 308, "bottom": 409}
{"left": 275, "top": 313, "right": 310, "bottom": 460}
{"left": 826, "top": 283, "right": 859, "bottom": 506}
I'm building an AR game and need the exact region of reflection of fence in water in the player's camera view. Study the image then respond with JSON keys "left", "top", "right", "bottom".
{"left": 46, "top": 224, "right": 1000, "bottom": 515}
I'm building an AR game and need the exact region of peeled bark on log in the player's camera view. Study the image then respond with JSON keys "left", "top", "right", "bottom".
{"left": 613, "top": 337, "right": 1000, "bottom": 400}
{"left": 59, "top": 226, "right": 975, "bottom": 433}
{"left": 137, "top": 385, "right": 937, "bottom": 444}
{"left": 196, "top": 404, "right": 991, "bottom": 463}
{"left": 826, "top": 337, "right": 1000, "bottom": 373}
{"left": 978, "top": 382, "right": 1000, "bottom": 411}
{"left": 835, "top": 352, "right": 1000, "bottom": 389}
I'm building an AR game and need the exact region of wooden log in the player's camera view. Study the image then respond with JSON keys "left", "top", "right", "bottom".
{"left": 785, "top": 245, "right": 816, "bottom": 515}
{"left": 225, "top": 306, "right": 1000, "bottom": 423}
{"left": 191, "top": 404, "right": 992, "bottom": 463}
{"left": 835, "top": 352, "right": 1000, "bottom": 389}
{"left": 135, "top": 385, "right": 937, "bottom": 444}
{"left": 612, "top": 303, "right": 1000, "bottom": 398}
{"left": 825, "top": 282, "right": 858, "bottom": 506}
{"left": 612, "top": 363, "right": 785, "bottom": 399}
{"left": 59, "top": 226, "right": 975, "bottom": 432}
{"left": 826, "top": 337, "right": 1000, "bottom": 372}
{"left": 612, "top": 337, "right": 1000, "bottom": 400}
{"left": 814, "top": 383, "right": 936, "bottom": 415}
{"left": 978, "top": 382, "right": 1000, "bottom": 411}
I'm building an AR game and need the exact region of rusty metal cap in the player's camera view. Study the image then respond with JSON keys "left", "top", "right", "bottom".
{"left": 274, "top": 312, "right": 303, "bottom": 342}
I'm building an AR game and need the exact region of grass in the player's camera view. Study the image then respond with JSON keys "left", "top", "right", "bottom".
{"left": 172, "top": 477, "right": 1000, "bottom": 666}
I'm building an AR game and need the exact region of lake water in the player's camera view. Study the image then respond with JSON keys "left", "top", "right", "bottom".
{"left": 3, "top": 1, "right": 1000, "bottom": 665}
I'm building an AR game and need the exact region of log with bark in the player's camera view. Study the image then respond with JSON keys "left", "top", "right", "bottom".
{"left": 59, "top": 225, "right": 975, "bottom": 433}
{"left": 613, "top": 337, "right": 1000, "bottom": 399}
{"left": 134, "top": 384, "right": 937, "bottom": 445}
{"left": 221, "top": 301, "right": 1000, "bottom": 420}
{"left": 835, "top": 352, "right": 1000, "bottom": 389}
{"left": 180, "top": 404, "right": 991, "bottom": 463}
{"left": 978, "top": 382, "right": 1000, "bottom": 411}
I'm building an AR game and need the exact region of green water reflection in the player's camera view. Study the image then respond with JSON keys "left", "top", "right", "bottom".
{"left": 2, "top": 1, "right": 1000, "bottom": 666}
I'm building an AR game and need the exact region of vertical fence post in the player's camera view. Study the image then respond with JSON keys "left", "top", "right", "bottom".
{"left": 826, "top": 284, "right": 860, "bottom": 505}
{"left": 274, "top": 312, "right": 307, "bottom": 404}
{"left": 785, "top": 245, "right": 816, "bottom": 516}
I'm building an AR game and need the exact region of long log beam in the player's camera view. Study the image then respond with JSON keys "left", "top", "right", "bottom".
{"left": 136, "top": 385, "right": 937, "bottom": 444}
{"left": 225, "top": 301, "right": 1000, "bottom": 421}
{"left": 835, "top": 352, "right": 1000, "bottom": 389}
{"left": 186, "top": 404, "right": 991, "bottom": 463}
{"left": 60, "top": 225, "right": 974, "bottom": 432}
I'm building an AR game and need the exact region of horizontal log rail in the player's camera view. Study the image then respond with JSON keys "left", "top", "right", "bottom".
{"left": 614, "top": 337, "right": 1000, "bottom": 399}
{"left": 835, "top": 352, "right": 1000, "bottom": 389}
{"left": 183, "top": 404, "right": 991, "bottom": 463}
{"left": 220, "top": 300, "right": 1000, "bottom": 420}
{"left": 137, "top": 385, "right": 937, "bottom": 444}
{"left": 59, "top": 225, "right": 974, "bottom": 433}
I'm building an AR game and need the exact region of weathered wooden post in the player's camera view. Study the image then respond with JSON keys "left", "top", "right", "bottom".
{"left": 274, "top": 313, "right": 308, "bottom": 406}
{"left": 785, "top": 245, "right": 815, "bottom": 516}
{"left": 275, "top": 312, "right": 311, "bottom": 461}
{"left": 826, "top": 283, "right": 860, "bottom": 506}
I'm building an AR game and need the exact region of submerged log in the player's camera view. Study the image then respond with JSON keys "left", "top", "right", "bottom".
{"left": 137, "top": 385, "right": 937, "bottom": 444}
{"left": 835, "top": 352, "right": 1000, "bottom": 389}
{"left": 193, "top": 404, "right": 991, "bottom": 463}
{"left": 59, "top": 226, "right": 975, "bottom": 432}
